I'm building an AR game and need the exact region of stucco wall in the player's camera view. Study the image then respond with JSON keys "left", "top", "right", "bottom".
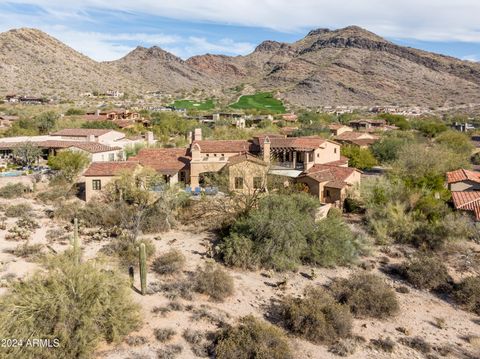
{"left": 227, "top": 161, "right": 268, "bottom": 194}
{"left": 85, "top": 176, "right": 114, "bottom": 201}
{"left": 314, "top": 141, "right": 340, "bottom": 164}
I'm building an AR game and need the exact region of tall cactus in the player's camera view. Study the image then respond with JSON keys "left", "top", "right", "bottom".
{"left": 139, "top": 243, "right": 147, "bottom": 295}
{"left": 72, "top": 218, "right": 81, "bottom": 265}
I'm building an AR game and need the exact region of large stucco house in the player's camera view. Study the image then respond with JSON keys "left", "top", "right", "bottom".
{"left": 83, "top": 128, "right": 360, "bottom": 205}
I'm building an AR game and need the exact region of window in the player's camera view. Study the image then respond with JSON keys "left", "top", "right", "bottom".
{"left": 253, "top": 177, "right": 263, "bottom": 189}
{"left": 92, "top": 179, "right": 101, "bottom": 191}
{"left": 317, "top": 153, "right": 320, "bottom": 158}
{"left": 334, "top": 148, "right": 337, "bottom": 154}
{"left": 179, "top": 171, "right": 186, "bottom": 183}
{"left": 109, "top": 153, "right": 115, "bottom": 161}
{"left": 234, "top": 177, "right": 244, "bottom": 189}
{"left": 326, "top": 189, "right": 330, "bottom": 197}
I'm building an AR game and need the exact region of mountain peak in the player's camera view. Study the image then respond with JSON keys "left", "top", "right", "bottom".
{"left": 123, "top": 45, "right": 181, "bottom": 62}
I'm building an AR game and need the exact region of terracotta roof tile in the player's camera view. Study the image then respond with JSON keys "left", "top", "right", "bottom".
{"left": 335, "top": 131, "right": 378, "bottom": 141}
{"left": 51, "top": 129, "right": 115, "bottom": 137}
{"left": 84, "top": 161, "right": 139, "bottom": 176}
{"left": 193, "top": 140, "right": 254, "bottom": 153}
{"left": 451, "top": 191, "right": 480, "bottom": 220}
{"left": 446, "top": 169, "right": 480, "bottom": 184}
{"left": 129, "top": 148, "right": 190, "bottom": 175}
{"left": 227, "top": 153, "right": 267, "bottom": 167}
{"left": 301, "top": 164, "right": 358, "bottom": 184}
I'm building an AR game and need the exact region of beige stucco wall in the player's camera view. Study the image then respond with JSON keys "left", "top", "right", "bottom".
{"left": 65, "top": 147, "right": 124, "bottom": 162}
{"left": 449, "top": 181, "right": 480, "bottom": 191}
{"left": 85, "top": 176, "right": 114, "bottom": 201}
{"left": 227, "top": 161, "right": 268, "bottom": 194}
{"left": 314, "top": 141, "right": 341, "bottom": 164}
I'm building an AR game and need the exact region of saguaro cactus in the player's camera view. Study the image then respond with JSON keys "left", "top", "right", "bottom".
{"left": 72, "top": 218, "right": 81, "bottom": 265}
{"left": 139, "top": 243, "right": 147, "bottom": 295}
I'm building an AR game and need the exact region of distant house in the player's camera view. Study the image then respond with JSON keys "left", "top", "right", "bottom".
{"left": 83, "top": 161, "right": 140, "bottom": 201}
{"left": 328, "top": 124, "right": 353, "bottom": 137}
{"left": 447, "top": 168, "right": 480, "bottom": 221}
{"left": 451, "top": 122, "right": 475, "bottom": 132}
{"left": 349, "top": 119, "right": 395, "bottom": 132}
{"left": 5, "top": 95, "right": 18, "bottom": 103}
{"left": 446, "top": 169, "right": 480, "bottom": 191}
{"left": 335, "top": 131, "right": 379, "bottom": 148}
{"left": 296, "top": 164, "right": 361, "bottom": 206}
{"left": 0, "top": 115, "right": 20, "bottom": 128}
{"left": 281, "top": 113, "right": 298, "bottom": 123}
{"left": 50, "top": 129, "right": 126, "bottom": 144}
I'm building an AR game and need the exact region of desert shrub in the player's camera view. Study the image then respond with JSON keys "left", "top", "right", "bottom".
{"left": 305, "top": 214, "right": 363, "bottom": 267}
{"left": 399, "top": 336, "right": 431, "bottom": 353}
{"left": 12, "top": 242, "right": 43, "bottom": 258}
{"left": 152, "top": 249, "right": 186, "bottom": 275}
{"left": 154, "top": 328, "right": 176, "bottom": 342}
{"left": 158, "top": 280, "right": 193, "bottom": 301}
{"left": 370, "top": 337, "right": 396, "bottom": 352}
{"left": 194, "top": 263, "right": 234, "bottom": 302}
{"left": 453, "top": 276, "right": 480, "bottom": 315}
{"left": 279, "top": 287, "right": 352, "bottom": 344}
{"left": 5, "top": 226, "right": 31, "bottom": 241}
{"left": 157, "top": 344, "right": 183, "bottom": 359}
{"left": 125, "top": 335, "right": 148, "bottom": 346}
{"left": 101, "top": 235, "right": 155, "bottom": 267}
{"left": 190, "top": 305, "right": 229, "bottom": 326}
{"left": 0, "top": 254, "right": 141, "bottom": 358}
{"left": 214, "top": 316, "right": 292, "bottom": 359}
{"left": 216, "top": 193, "right": 360, "bottom": 271}
{"left": 399, "top": 255, "right": 450, "bottom": 290}
{"left": 0, "top": 183, "right": 31, "bottom": 198}
{"left": 329, "top": 338, "right": 360, "bottom": 356}
{"left": 16, "top": 216, "right": 40, "bottom": 230}
{"left": 183, "top": 329, "right": 204, "bottom": 345}
{"left": 330, "top": 273, "right": 399, "bottom": 318}
{"left": 46, "top": 228, "right": 69, "bottom": 243}
{"left": 4, "top": 203, "right": 32, "bottom": 218}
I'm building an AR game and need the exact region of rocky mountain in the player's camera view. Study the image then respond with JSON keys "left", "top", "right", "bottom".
{"left": 1, "top": 26, "right": 480, "bottom": 107}
{"left": 0, "top": 28, "right": 142, "bottom": 97}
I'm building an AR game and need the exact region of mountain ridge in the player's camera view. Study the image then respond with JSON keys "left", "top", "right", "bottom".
{"left": 1, "top": 26, "right": 479, "bottom": 107}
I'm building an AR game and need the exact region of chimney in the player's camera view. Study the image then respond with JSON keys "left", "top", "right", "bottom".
{"left": 95, "top": 109, "right": 100, "bottom": 116}
{"left": 187, "top": 131, "right": 193, "bottom": 144}
{"left": 193, "top": 128, "right": 202, "bottom": 142}
{"left": 146, "top": 131, "right": 155, "bottom": 145}
{"left": 87, "top": 134, "right": 95, "bottom": 142}
{"left": 212, "top": 113, "right": 220, "bottom": 122}
{"left": 263, "top": 136, "right": 271, "bottom": 163}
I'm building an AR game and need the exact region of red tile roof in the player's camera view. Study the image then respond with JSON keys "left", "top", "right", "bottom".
{"left": 129, "top": 148, "right": 190, "bottom": 175}
{"left": 67, "top": 142, "right": 122, "bottom": 154}
{"left": 341, "top": 138, "right": 378, "bottom": 147}
{"left": 51, "top": 129, "right": 115, "bottom": 137}
{"left": 83, "top": 115, "right": 109, "bottom": 121}
{"left": 193, "top": 140, "right": 253, "bottom": 153}
{"left": 301, "top": 164, "right": 359, "bottom": 186}
{"left": 323, "top": 156, "right": 349, "bottom": 166}
{"left": 227, "top": 153, "right": 267, "bottom": 167}
{"left": 451, "top": 191, "right": 480, "bottom": 220}
{"left": 335, "top": 131, "right": 378, "bottom": 141}
{"left": 84, "top": 161, "right": 139, "bottom": 176}
{"left": 0, "top": 140, "right": 120, "bottom": 153}
{"left": 446, "top": 169, "right": 480, "bottom": 184}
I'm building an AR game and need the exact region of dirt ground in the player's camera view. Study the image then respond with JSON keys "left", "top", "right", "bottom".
{"left": 0, "top": 197, "right": 479, "bottom": 359}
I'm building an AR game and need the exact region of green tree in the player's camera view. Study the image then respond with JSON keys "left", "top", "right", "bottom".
{"left": 341, "top": 145, "right": 377, "bottom": 170}
{"left": 12, "top": 142, "right": 42, "bottom": 167}
{"left": 371, "top": 133, "right": 415, "bottom": 163}
{"left": 36, "top": 111, "right": 59, "bottom": 134}
{"left": 47, "top": 150, "right": 90, "bottom": 182}
{"left": 435, "top": 130, "right": 474, "bottom": 156}
{"left": 413, "top": 119, "right": 447, "bottom": 138}
{"left": 65, "top": 108, "right": 85, "bottom": 116}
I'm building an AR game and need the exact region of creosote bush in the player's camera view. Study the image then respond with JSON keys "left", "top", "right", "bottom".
{"left": 154, "top": 328, "right": 176, "bottom": 342}
{"left": 214, "top": 316, "right": 292, "bottom": 359}
{"left": 4, "top": 203, "right": 32, "bottom": 218}
{"left": 399, "top": 255, "right": 450, "bottom": 290}
{"left": 453, "top": 276, "right": 480, "bottom": 315}
{"left": 101, "top": 235, "right": 155, "bottom": 267}
{"left": 330, "top": 273, "right": 399, "bottom": 318}
{"left": 152, "top": 249, "right": 186, "bottom": 275}
{"left": 193, "top": 263, "right": 234, "bottom": 302}
{"left": 279, "top": 287, "right": 352, "bottom": 344}
{"left": 0, "top": 183, "right": 31, "bottom": 199}
{"left": 0, "top": 254, "right": 141, "bottom": 358}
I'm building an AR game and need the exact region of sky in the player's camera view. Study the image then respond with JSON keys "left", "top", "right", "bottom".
{"left": 0, "top": 1, "right": 480, "bottom": 62}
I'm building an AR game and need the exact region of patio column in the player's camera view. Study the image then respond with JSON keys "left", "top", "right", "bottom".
{"left": 292, "top": 151, "right": 297, "bottom": 169}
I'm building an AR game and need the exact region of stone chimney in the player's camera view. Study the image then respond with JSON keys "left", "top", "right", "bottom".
{"left": 193, "top": 128, "right": 202, "bottom": 142}
{"left": 146, "top": 131, "right": 155, "bottom": 145}
{"left": 263, "top": 136, "right": 271, "bottom": 163}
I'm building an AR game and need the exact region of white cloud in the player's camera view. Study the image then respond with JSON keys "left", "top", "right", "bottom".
{"left": 463, "top": 54, "right": 479, "bottom": 62}
{"left": 5, "top": 0, "right": 480, "bottom": 42}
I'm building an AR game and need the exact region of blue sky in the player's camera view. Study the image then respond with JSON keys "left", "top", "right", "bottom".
{"left": 0, "top": 1, "right": 479, "bottom": 62}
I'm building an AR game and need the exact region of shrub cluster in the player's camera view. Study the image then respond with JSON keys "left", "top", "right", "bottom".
{"left": 399, "top": 255, "right": 450, "bottom": 290}
{"left": 152, "top": 249, "right": 186, "bottom": 275}
{"left": 453, "top": 276, "right": 480, "bottom": 315}
{"left": 101, "top": 235, "right": 155, "bottom": 267}
{"left": 4, "top": 203, "right": 32, "bottom": 218}
{"left": 193, "top": 263, "right": 234, "bottom": 302}
{"left": 279, "top": 287, "right": 352, "bottom": 344}
{"left": 0, "top": 254, "right": 141, "bottom": 358}
{"left": 214, "top": 316, "right": 292, "bottom": 359}
{"left": 330, "top": 273, "right": 399, "bottom": 318}
{"left": 0, "top": 183, "right": 31, "bottom": 198}
{"left": 218, "top": 193, "right": 362, "bottom": 271}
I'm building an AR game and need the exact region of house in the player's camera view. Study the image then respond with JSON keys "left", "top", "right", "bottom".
{"left": 0, "top": 115, "right": 20, "bottom": 128}
{"left": 65, "top": 143, "right": 123, "bottom": 162}
{"left": 51, "top": 129, "right": 126, "bottom": 143}
{"left": 451, "top": 122, "right": 475, "bottom": 132}
{"left": 447, "top": 169, "right": 480, "bottom": 191}
{"left": 335, "top": 131, "right": 379, "bottom": 148}
{"left": 223, "top": 153, "right": 268, "bottom": 194}
{"left": 296, "top": 164, "right": 361, "bottom": 206}
{"left": 328, "top": 124, "right": 353, "bottom": 137}
{"left": 349, "top": 119, "right": 395, "bottom": 132}
{"left": 129, "top": 148, "right": 190, "bottom": 184}
{"left": 5, "top": 95, "right": 18, "bottom": 103}
{"left": 83, "top": 161, "right": 140, "bottom": 201}
{"left": 281, "top": 113, "right": 298, "bottom": 123}
{"left": 451, "top": 191, "right": 480, "bottom": 221}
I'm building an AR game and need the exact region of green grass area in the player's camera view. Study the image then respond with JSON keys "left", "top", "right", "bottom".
{"left": 171, "top": 99, "right": 215, "bottom": 110}
{"left": 229, "top": 92, "right": 286, "bottom": 114}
